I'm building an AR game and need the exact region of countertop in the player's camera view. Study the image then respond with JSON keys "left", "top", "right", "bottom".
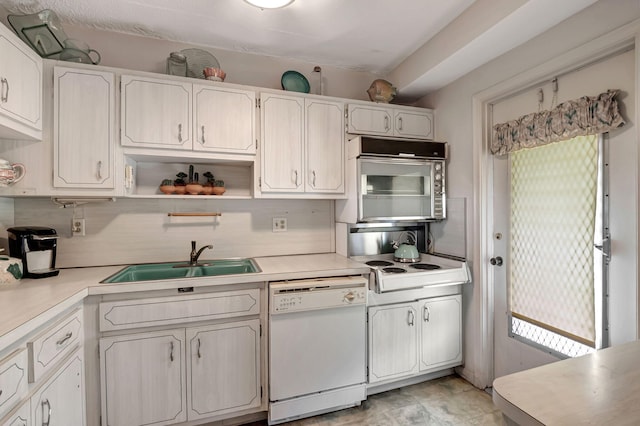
{"left": 492, "top": 340, "right": 640, "bottom": 425}
{"left": 0, "top": 253, "right": 369, "bottom": 349}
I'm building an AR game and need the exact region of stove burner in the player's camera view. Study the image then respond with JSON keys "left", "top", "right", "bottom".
{"left": 382, "top": 267, "right": 407, "bottom": 274}
{"left": 366, "top": 260, "right": 394, "bottom": 267}
{"left": 410, "top": 263, "right": 442, "bottom": 270}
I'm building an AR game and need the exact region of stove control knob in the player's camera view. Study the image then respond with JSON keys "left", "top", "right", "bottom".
{"left": 344, "top": 291, "right": 356, "bottom": 303}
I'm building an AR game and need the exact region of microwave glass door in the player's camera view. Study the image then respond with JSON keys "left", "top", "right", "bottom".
{"left": 359, "top": 158, "right": 433, "bottom": 221}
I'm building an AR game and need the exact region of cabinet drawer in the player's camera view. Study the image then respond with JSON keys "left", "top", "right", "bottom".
{"left": 27, "top": 309, "right": 83, "bottom": 383}
{"left": 0, "top": 349, "right": 28, "bottom": 419}
{"left": 0, "top": 397, "right": 29, "bottom": 426}
{"left": 99, "top": 288, "right": 261, "bottom": 331}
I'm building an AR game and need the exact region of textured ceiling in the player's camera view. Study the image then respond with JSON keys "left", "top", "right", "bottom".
{"left": 0, "top": 0, "right": 476, "bottom": 75}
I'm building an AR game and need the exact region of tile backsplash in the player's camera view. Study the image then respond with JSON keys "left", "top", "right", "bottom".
{"left": 5, "top": 197, "right": 334, "bottom": 268}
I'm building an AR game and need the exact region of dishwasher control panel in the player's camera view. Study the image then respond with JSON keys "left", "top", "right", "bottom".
{"left": 270, "top": 276, "right": 367, "bottom": 313}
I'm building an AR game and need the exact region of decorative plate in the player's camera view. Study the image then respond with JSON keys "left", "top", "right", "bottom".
{"left": 8, "top": 9, "right": 68, "bottom": 58}
{"left": 180, "top": 48, "right": 221, "bottom": 79}
{"left": 281, "top": 70, "right": 310, "bottom": 93}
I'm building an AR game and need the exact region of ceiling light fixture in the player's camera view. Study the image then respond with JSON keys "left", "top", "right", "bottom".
{"left": 244, "top": 0, "right": 294, "bottom": 9}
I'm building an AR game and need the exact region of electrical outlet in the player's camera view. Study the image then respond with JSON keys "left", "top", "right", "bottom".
{"left": 272, "top": 217, "right": 287, "bottom": 232}
{"left": 72, "top": 219, "right": 86, "bottom": 236}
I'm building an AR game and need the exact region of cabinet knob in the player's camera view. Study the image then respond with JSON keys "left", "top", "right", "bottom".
{"left": 97, "top": 161, "right": 103, "bottom": 180}
{"left": 398, "top": 116, "right": 403, "bottom": 130}
{"left": 178, "top": 123, "right": 183, "bottom": 143}
{"left": 201, "top": 125, "right": 206, "bottom": 144}
{"left": 407, "top": 309, "right": 415, "bottom": 326}
{"left": 384, "top": 115, "right": 390, "bottom": 131}
{"left": 169, "top": 341, "right": 174, "bottom": 362}
{"left": 1, "top": 78, "right": 8, "bottom": 103}
{"left": 312, "top": 170, "right": 316, "bottom": 186}
{"left": 423, "top": 305, "right": 430, "bottom": 322}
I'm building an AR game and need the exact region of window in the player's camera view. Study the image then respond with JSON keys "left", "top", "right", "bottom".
{"left": 508, "top": 134, "right": 607, "bottom": 357}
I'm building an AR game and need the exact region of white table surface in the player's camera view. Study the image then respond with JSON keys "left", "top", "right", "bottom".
{"left": 493, "top": 340, "right": 640, "bottom": 425}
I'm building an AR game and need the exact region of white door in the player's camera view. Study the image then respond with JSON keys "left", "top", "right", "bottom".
{"left": 0, "top": 28, "right": 42, "bottom": 131}
{"left": 31, "top": 351, "right": 85, "bottom": 426}
{"left": 121, "top": 75, "right": 192, "bottom": 149}
{"left": 347, "top": 104, "right": 392, "bottom": 136}
{"left": 394, "top": 110, "right": 433, "bottom": 140}
{"left": 186, "top": 320, "right": 261, "bottom": 420}
{"left": 419, "top": 295, "right": 463, "bottom": 371}
{"left": 491, "top": 153, "right": 559, "bottom": 379}
{"left": 193, "top": 85, "right": 256, "bottom": 154}
{"left": 305, "top": 99, "right": 344, "bottom": 193}
{"left": 260, "top": 93, "right": 304, "bottom": 192}
{"left": 54, "top": 67, "right": 115, "bottom": 189}
{"left": 368, "top": 303, "right": 418, "bottom": 383}
{"left": 100, "top": 329, "right": 186, "bottom": 426}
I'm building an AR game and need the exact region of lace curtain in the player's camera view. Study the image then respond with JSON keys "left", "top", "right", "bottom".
{"left": 491, "top": 90, "right": 625, "bottom": 155}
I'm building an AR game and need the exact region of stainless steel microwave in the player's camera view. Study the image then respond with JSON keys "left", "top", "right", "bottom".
{"left": 336, "top": 136, "right": 447, "bottom": 223}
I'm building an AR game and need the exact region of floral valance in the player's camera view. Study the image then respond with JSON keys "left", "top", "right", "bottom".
{"left": 491, "top": 90, "right": 625, "bottom": 155}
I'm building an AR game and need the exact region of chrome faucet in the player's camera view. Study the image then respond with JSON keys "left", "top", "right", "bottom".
{"left": 190, "top": 240, "right": 213, "bottom": 266}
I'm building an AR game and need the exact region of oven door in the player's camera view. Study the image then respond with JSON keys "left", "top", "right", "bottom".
{"left": 358, "top": 157, "right": 444, "bottom": 222}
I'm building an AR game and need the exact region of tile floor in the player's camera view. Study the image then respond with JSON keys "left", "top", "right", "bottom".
{"left": 249, "top": 375, "right": 505, "bottom": 425}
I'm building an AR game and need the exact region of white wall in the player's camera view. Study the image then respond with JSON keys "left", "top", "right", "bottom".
{"left": 419, "top": 0, "right": 640, "bottom": 387}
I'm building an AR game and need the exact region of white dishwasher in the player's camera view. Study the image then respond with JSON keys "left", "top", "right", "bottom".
{"left": 268, "top": 276, "right": 368, "bottom": 425}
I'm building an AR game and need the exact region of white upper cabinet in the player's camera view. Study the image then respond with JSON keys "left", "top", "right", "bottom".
{"left": 121, "top": 75, "right": 192, "bottom": 150}
{"left": 0, "top": 22, "right": 42, "bottom": 140}
{"left": 305, "top": 99, "right": 345, "bottom": 193}
{"left": 193, "top": 84, "right": 256, "bottom": 154}
{"left": 394, "top": 109, "right": 434, "bottom": 139}
{"left": 260, "top": 92, "right": 345, "bottom": 196}
{"left": 260, "top": 93, "right": 304, "bottom": 193}
{"left": 347, "top": 103, "right": 434, "bottom": 140}
{"left": 54, "top": 67, "right": 115, "bottom": 189}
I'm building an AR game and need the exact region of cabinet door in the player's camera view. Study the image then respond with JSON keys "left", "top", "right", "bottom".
{"left": 394, "top": 110, "right": 434, "bottom": 140}
{"left": 0, "top": 24, "right": 42, "bottom": 137}
{"left": 0, "top": 399, "right": 29, "bottom": 426}
{"left": 260, "top": 93, "right": 304, "bottom": 192}
{"left": 368, "top": 303, "right": 419, "bottom": 383}
{"left": 347, "top": 104, "right": 392, "bottom": 136}
{"left": 186, "top": 319, "right": 261, "bottom": 420}
{"left": 419, "top": 295, "right": 462, "bottom": 371}
{"left": 53, "top": 67, "right": 115, "bottom": 189}
{"left": 100, "top": 329, "right": 186, "bottom": 426}
{"left": 305, "top": 99, "right": 345, "bottom": 193}
{"left": 31, "top": 351, "right": 84, "bottom": 426}
{"left": 121, "top": 75, "right": 191, "bottom": 149}
{"left": 194, "top": 85, "right": 256, "bottom": 154}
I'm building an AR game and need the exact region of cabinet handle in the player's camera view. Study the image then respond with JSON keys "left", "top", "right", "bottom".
{"left": 201, "top": 125, "right": 205, "bottom": 144}
{"left": 423, "top": 305, "right": 430, "bottom": 322}
{"left": 398, "top": 116, "right": 403, "bottom": 130}
{"left": 384, "top": 115, "right": 390, "bottom": 131}
{"left": 97, "top": 161, "right": 103, "bottom": 180}
{"left": 178, "top": 123, "right": 183, "bottom": 142}
{"left": 0, "top": 389, "right": 2, "bottom": 397}
{"left": 0, "top": 78, "right": 7, "bottom": 103}
{"left": 56, "top": 332, "right": 73, "bottom": 347}
{"left": 312, "top": 170, "right": 316, "bottom": 186}
{"left": 293, "top": 170, "right": 298, "bottom": 185}
{"left": 42, "top": 399, "right": 52, "bottom": 426}
{"left": 170, "top": 341, "right": 174, "bottom": 362}
{"left": 407, "top": 309, "right": 415, "bottom": 326}
{"left": 197, "top": 338, "right": 202, "bottom": 358}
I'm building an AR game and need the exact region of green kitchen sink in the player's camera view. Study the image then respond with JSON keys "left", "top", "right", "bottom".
{"left": 102, "top": 258, "right": 261, "bottom": 283}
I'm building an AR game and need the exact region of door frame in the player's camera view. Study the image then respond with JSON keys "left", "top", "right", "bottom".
{"left": 470, "top": 20, "right": 640, "bottom": 389}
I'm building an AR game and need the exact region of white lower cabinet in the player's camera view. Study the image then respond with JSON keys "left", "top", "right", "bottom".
{"left": 368, "top": 294, "right": 462, "bottom": 384}
{"left": 0, "top": 399, "right": 29, "bottom": 426}
{"left": 30, "top": 349, "right": 85, "bottom": 426}
{"left": 100, "top": 329, "right": 186, "bottom": 426}
{"left": 186, "top": 320, "right": 261, "bottom": 420}
{"left": 99, "top": 289, "right": 263, "bottom": 426}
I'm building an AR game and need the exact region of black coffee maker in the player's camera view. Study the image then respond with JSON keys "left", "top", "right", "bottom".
{"left": 7, "top": 226, "right": 60, "bottom": 278}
